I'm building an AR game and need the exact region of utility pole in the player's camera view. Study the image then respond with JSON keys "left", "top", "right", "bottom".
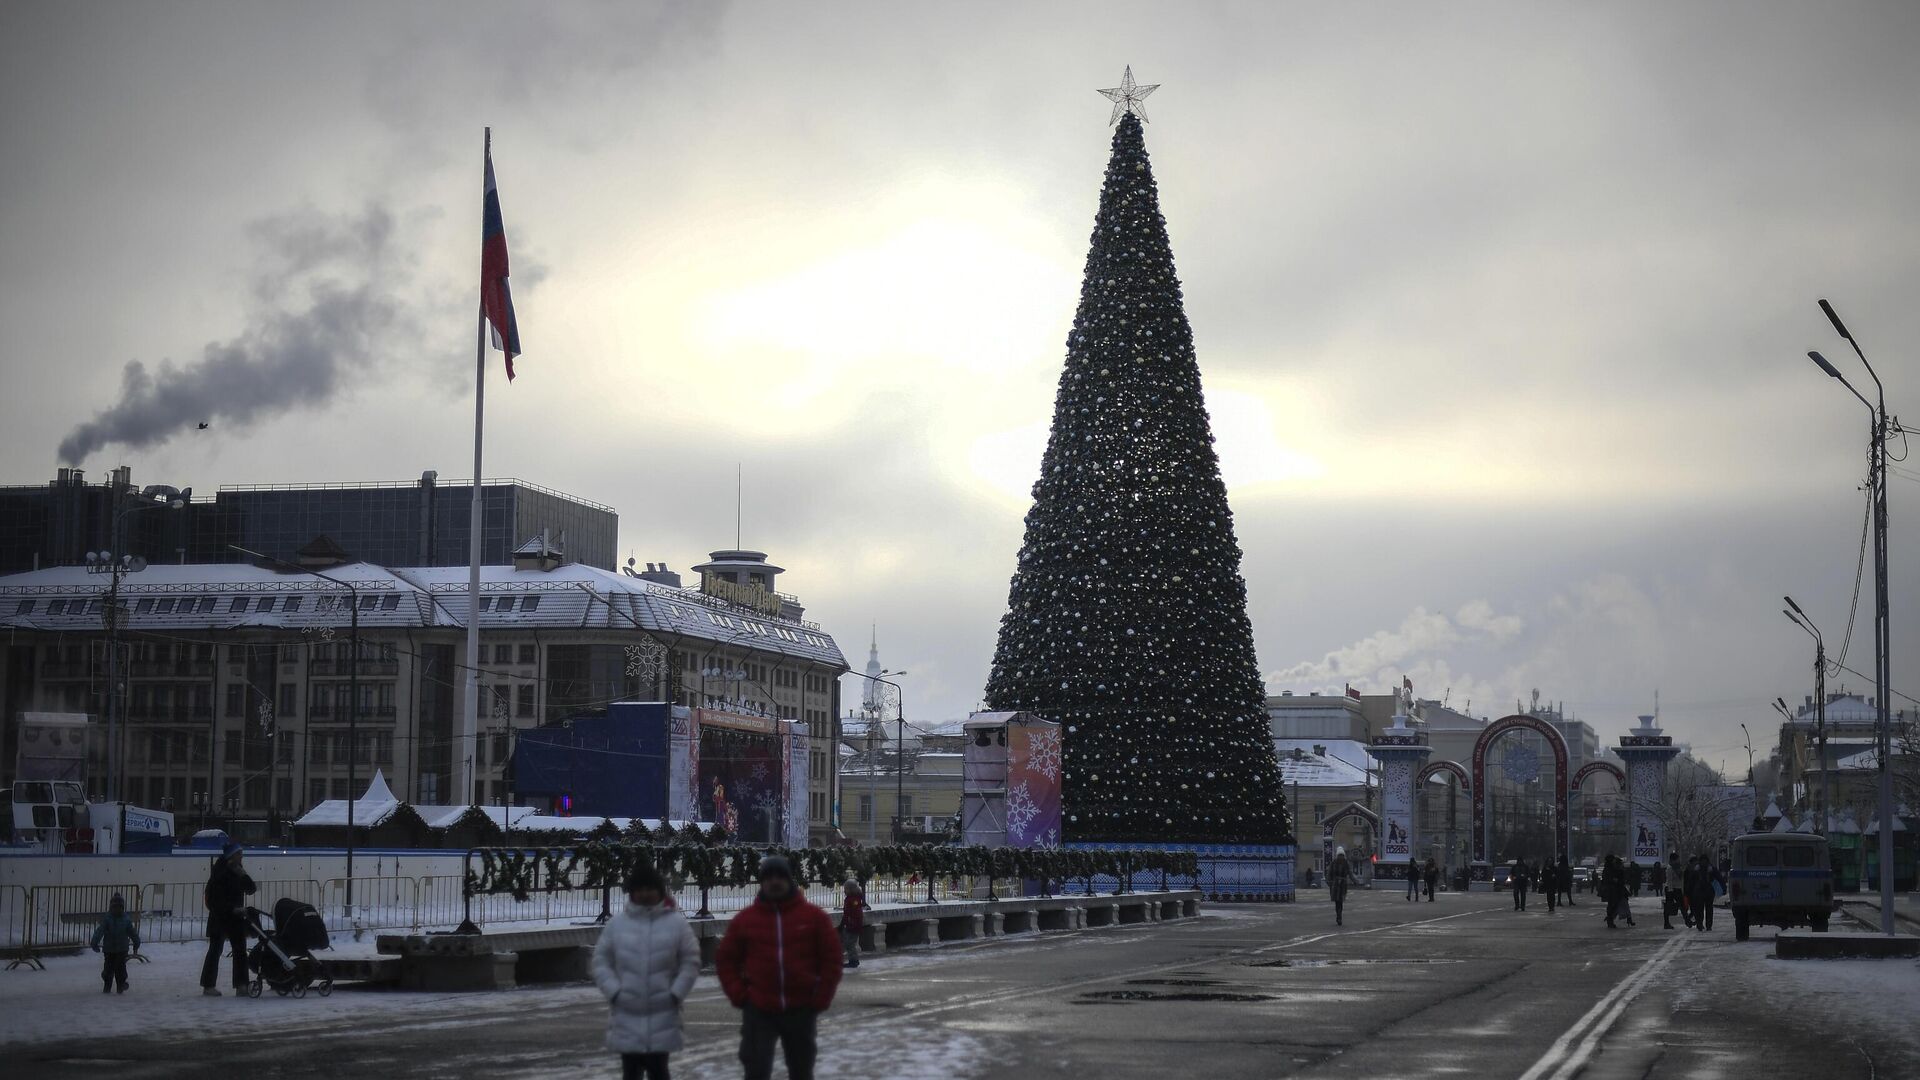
{"left": 1808, "top": 298, "right": 1897, "bottom": 935}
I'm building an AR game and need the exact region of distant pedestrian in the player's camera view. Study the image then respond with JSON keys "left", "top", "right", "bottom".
{"left": 1423, "top": 858, "right": 1439, "bottom": 901}
{"left": 1557, "top": 855, "right": 1576, "bottom": 907}
{"left": 1544, "top": 862, "right": 1559, "bottom": 913}
{"left": 592, "top": 864, "right": 700, "bottom": 1080}
{"left": 1511, "top": 859, "right": 1529, "bottom": 911}
{"left": 1687, "top": 853, "right": 1720, "bottom": 931}
{"left": 1405, "top": 863, "right": 1419, "bottom": 901}
{"left": 91, "top": 893, "right": 140, "bottom": 994}
{"left": 1601, "top": 855, "right": 1628, "bottom": 928}
{"left": 1327, "top": 847, "right": 1358, "bottom": 926}
{"left": 839, "top": 879, "right": 866, "bottom": 969}
{"left": 716, "top": 855, "right": 842, "bottom": 1080}
{"left": 199, "top": 844, "right": 255, "bottom": 996}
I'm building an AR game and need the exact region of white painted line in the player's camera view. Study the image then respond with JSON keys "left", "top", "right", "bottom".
{"left": 1518, "top": 934, "right": 1687, "bottom": 1080}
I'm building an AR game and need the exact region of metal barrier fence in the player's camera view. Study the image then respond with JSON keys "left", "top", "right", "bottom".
{"left": 3, "top": 870, "right": 967, "bottom": 961}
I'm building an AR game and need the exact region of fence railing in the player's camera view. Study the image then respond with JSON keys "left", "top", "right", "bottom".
{"left": 0, "top": 871, "right": 965, "bottom": 960}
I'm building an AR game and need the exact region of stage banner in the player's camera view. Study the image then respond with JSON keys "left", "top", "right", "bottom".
{"left": 1628, "top": 758, "right": 1665, "bottom": 862}
{"left": 785, "top": 722, "right": 809, "bottom": 848}
{"left": 1381, "top": 759, "right": 1414, "bottom": 862}
{"left": 1006, "top": 720, "right": 1062, "bottom": 848}
{"left": 694, "top": 708, "right": 784, "bottom": 843}
{"left": 668, "top": 707, "right": 694, "bottom": 823}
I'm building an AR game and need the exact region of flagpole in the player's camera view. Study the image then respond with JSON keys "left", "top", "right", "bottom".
{"left": 464, "top": 127, "right": 489, "bottom": 807}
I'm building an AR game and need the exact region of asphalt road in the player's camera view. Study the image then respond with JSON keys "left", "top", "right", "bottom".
{"left": 13, "top": 888, "right": 1918, "bottom": 1079}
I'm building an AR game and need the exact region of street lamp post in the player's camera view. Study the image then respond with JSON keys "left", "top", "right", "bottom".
{"left": 231, "top": 545, "right": 359, "bottom": 916}
{"left": 1806, "top": 297, "right": 1897, "bottom": 934}
{"left": 845, "top": 668, "right": 906, "bottom": 843}
{"left": 1782, "top": 600, "right": 1831, "bottom": 835}
{"left": 87, "top": 490, "right": 187, "bottom": 831}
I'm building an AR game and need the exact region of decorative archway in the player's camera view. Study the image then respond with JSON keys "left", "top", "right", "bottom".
{"left": 1572, "top": 761, "right": 1624, "bottom": 790}
{"left": 1470, "top": 715, "right": 1571, "bottom": 880}
{"left": 1320, "top": 800, "right": 1379, "bottom": 880}
{"left": 1419, "top": 760, "right": 1471, "bottom": 791}
{"left": 1417, "top": 760, "right": 1471, "bottom": 871}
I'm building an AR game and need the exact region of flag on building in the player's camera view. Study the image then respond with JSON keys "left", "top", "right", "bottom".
{"left": 482, "top": 145, "right": 522, "bottom": 378}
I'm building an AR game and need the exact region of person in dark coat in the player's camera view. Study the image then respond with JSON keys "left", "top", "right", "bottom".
{"left": 1557, "top": 855, "right": 1576, "bottom": 907}
{"left": 1601, "top": 855, "right": 1627, "bottom": 928}
{"left": 199, "top": 843, "right": 256, "bottom": 996}
{"left": 1423, "top": 858, "right": 1439, "bottom": 901}
{"left": 91, "top": 892, "right": 140, "bottom": 993}
{"left": 1511, "top": 859, "right": 1529, "bottom": 911}
{"left": 1687, "top": 853, "right": 1720, "bottom": 931}
{"left": 715, "top": 855, "right": 842, "bottom": 1080}
{"left": 1543, "top": 859, "right": 1559, "bottom": 912}
{"left": 1327, "top": 848, "right": 1358, "bottom": 926}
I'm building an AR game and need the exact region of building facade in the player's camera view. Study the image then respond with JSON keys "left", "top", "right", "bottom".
{"left": 0, "top": 546, "right": 848, "bottom": 842}
{"left": 0, "top": 467, "right": 618, "bottom": 574}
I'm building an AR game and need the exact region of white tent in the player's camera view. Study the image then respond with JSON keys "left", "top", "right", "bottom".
{"left": 292, "top": 769, "right": 401, "bottom": 829}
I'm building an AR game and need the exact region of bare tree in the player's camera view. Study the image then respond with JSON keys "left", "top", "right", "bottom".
{"left": 1627, "top": 770, "right": 1751, "bottom": 861}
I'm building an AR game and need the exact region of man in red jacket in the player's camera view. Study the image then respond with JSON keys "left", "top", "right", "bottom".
{"left": 716, "top": 855, "right": 842, "bottom": 1080}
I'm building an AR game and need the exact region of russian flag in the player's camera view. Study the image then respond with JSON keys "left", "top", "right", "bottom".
{"left": 482, "top": 146, "right": 522, "bottom": 379}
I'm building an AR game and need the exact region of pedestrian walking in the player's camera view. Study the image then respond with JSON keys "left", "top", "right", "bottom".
{"left": 91, "top": 892, "right": 140, "bottom": 994}
{"left": 1405, "top": 863, "right": 1419, "bottom": 901}
{"left": 592, "top": 864, "right": 700, "bottom": 1080}
{"left": 1687, "top": 853, "right": 1720, "bottom": 931}
{"left": 199, "top": 843, "right": 255, "bottom": 996}
{"left": 1327, "top": 847, "right": 1357, "bottom": 926}
{"left": 1511, "top": 859, "right": 1529, "bottom": 911}
{"left": 839, "top": 879, "right": 866, "bottom": 969}
{"left": 1601, "top": 855, "right": 1627, "bottom": 929}
{"left": 1557, "top": 855, "right": 1576, "bottom": 907}
{"left": 1544, "top": 861, "right": 1558, "bottom": 913}
{"left": 715, "top": 855, "right": 842, "bottom": 1080}
{"left": 1423, "top": 858, "right": 1439, "bottom": 901}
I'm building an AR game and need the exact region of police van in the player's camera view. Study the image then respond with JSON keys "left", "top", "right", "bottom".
{"left": 1728, "top": 831, "right": 1834, "bottom": 940}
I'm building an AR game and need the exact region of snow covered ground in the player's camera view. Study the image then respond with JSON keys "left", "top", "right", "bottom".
{"left": 0, "top": 938, "right": 605, "bottom": 1046}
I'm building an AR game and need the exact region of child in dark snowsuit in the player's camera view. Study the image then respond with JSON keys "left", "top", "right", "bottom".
{"left": 91, "top": 893, "right": 140, "bottom": 993}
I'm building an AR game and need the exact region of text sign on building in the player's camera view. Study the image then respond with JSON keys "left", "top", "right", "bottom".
{"left": 700, "top": 575, "right": 784, "bottom": 618}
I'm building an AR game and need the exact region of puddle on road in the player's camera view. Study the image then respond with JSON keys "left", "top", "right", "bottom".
{"left": 1239, "top": 957, "right": 1460, "bottom": 968}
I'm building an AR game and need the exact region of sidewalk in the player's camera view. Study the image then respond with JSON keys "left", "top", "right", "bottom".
{"left": 1839, "top": 893, "right": 1920, "bottom": 934}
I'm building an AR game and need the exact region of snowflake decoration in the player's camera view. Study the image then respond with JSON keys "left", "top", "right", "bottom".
{"left": 256, "top": 701, "right": 275, "bottom": 736}
{"left": 1025, "top": 727, "right": 1063, "bottom": 781}
{"left": 1033, "top": 826, "right": 1060, "bottom": 850}
{"left": 300, "top": 623, "right": 336, "bottom": 643}
{"left": 1502, "top": 744, "right": 1541, "bottom": 785}
{"left": 1006, "top": 780, "right": 1039, "bottom": 838}
{"left": 750, "top": 761, "right": 768, "bottom": 783}
{"left": 625, "top": 637, "right": 667, "bottom": 680}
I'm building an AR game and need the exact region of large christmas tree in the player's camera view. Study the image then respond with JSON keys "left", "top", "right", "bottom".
{"left": 984, "top": 94, "right": 1290, "bottom": 847}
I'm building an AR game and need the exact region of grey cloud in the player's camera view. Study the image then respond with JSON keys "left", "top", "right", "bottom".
{"left": 57, "top": 206, "right": 407, "bottom": 464}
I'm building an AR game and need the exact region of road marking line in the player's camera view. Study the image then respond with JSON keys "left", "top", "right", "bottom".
{"left": 1518, "top": 934, "right": 1687, "bottom": 1080}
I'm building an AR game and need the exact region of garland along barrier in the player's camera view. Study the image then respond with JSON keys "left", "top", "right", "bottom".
{"left": 463, "top": 839, "right": 1203, "bottom": 907}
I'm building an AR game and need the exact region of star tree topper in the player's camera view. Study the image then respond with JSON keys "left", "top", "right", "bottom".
{"left": 1097, "top": 65, "right": 1160, "bottom": 125}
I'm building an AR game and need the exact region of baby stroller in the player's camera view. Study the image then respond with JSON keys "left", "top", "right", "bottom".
{"left": 243, "top": 899, "right": 334, "bottom": 998}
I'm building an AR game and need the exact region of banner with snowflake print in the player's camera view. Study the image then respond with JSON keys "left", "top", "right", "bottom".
{"left": 1008, "top": 719, "right": 1063, "bottom": 848}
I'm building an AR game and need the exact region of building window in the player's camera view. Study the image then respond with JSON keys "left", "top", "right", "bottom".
{"left": 899, "top": 795, "right": 913, "bottom": 820}
{"left": 278, "top": 684, "right": 297, "bottom": 718}
{"left": 229, "top": 597, "right": 249, "bottom": 613}
{"left": 310, "top": 778, "right": 327, "bottom": 807}
{"left": 276, "top": 778, "right": 293, "bottom": 812}
{"left": 310, "top": 737, "right": 326, "bottom": 765}
{"left": 281, "top": 596, "right": 302, "bottom": 613}
{"left": 1314, "top": 804, "right": 1325, "bottom": 824}
{"left": 518, "top": 644, "right": 536, "bottom": 665}
{"left": 495, "top": 644, "right": 513, "bottom": 664}
{"left": 492, "top": 732, "right": 508, "bottom": 763}
{"left": 381, "top": 594, "right": 400, "bottom": 611}
{"left": 14, "top": 599, "right": 34, "bottom": 615}
{"left": 224, "top": 735, "right": 241, "bottom": 766}
{"left": 516, "top": 684, "right": 534, "bottom": 718}
{"left": 255, "top": 597, "right": 275, "bottom": 614}
{"left": 155, "top": 598, "right": 175, "bottom": 614}
{"left": 520, "top": 595, "right": 540, "bottom": 612}
{"left": 225, "top": 685, "right": 244, "bottom": 718}
{"left": 495, "top": 597, "right": 515, "bottom": 614}
{"left": 858, "top": 795, "right": 872, "bottom": 823}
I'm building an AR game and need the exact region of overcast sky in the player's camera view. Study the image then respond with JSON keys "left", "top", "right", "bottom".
{"left": 5, "top": 2, "right": 1917, "bottom": 771}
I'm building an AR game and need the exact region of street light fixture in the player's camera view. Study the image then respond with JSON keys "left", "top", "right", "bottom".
{"left": 230, "top": 544, "right": 360, "bottom": 916}
{"left": 1781, "top": 601, "right": 1831, "bottom": 837}
{"left": 1805, "top": 298, "right": 1897, "bottom": 935}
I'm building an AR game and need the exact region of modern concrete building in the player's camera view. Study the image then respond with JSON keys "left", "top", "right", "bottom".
{"left": 0, "top": 467, "right": 619, "bottom": 574}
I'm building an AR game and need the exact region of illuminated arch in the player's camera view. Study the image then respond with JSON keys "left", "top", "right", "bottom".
{"left": 1573, "top": 761, "right": 1625, "bottom": 790}
{"left": 1469, "top": 715, "right": 1571, "bottom": 880}
{"left": 1418, "top": 760, "right": 1470, "bottom": 792}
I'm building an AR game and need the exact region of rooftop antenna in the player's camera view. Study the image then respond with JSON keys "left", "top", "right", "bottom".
{"left": 1654, "top": 688, "right": 1661, "bottom": 721}
{"left": 735, "top": 463, "right": 743, "bottom": 550}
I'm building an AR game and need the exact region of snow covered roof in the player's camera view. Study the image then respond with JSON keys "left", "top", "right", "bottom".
{"left": 507, "top": 816, "right": 712, "bottom": 834}
{"left": 1273, "top": 738, "right": 1374, "bottom": 778}
{"left": 0, "top": 560, "right": 848, "bottom": 668}
{"left": 1760, "top": 798, "right": 1784, "bottom": 821}
{"left": 411, "top": 804, "right": 538, "bottom": 830}
{"left": 293, "top": 769, "right": 400, "bottom": 828}
{"left": 1274, "top": 743, "right": 1370, "bottom": 788}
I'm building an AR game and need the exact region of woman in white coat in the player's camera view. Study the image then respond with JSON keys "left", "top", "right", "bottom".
{"left": 592, "top": 864, "right": 701, "bottom": 1080}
